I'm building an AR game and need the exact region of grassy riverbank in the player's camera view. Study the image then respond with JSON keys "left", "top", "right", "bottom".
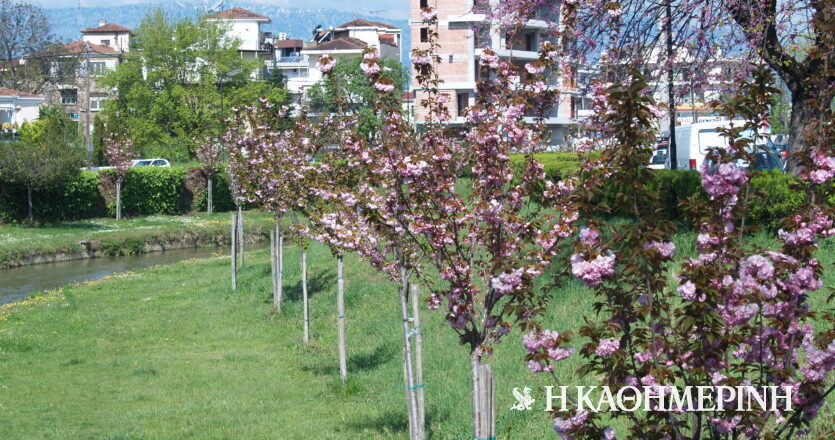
{"left": 0, "top": 212, "right": 276, "bottom": 268}
{"left": 0, "top": 233, "right": 832, "bottom": 439}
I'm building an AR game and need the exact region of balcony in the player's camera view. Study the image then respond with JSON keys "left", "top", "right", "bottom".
{"left": 477, "top": 48, "right": 540, "bottom": 61}
{"left": 271, "top": 55, "right": 309, "bottom": 66}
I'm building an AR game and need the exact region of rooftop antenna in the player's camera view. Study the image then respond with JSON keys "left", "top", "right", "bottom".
{"left": 369, "top": 9, "right": 384, "bottom": 18}
{"left": 77, "top": 0, "right": 82, "bottom": 40}
{"left": 207, "top": 0, "right": 225, "bottom": 14}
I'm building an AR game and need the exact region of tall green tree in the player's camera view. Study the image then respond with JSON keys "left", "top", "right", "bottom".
{"left": 0, "top": 106, "right": 83, "bottom": 222}
{"left": 100, "top": 9, "right": 281, "bottom": 161}
{"left": 307, "top": 56, "right": 404, "bottom": 139}
{"left": 0, "top": 0, "right": 57, "bottom": 93}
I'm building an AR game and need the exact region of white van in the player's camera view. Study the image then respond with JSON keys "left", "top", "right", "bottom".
{"left": 666, "top": 121, "right": 750, "bottom": 170}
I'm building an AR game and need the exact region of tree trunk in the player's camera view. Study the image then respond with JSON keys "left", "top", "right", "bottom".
{"left": 26, "top": 184, "right": 33, "bottom": 222}
{"left": 337, "top": 254, "right": 347, "bottom": 383}
{"left": 302, "top": 249, "right": 309, "bottom": 344}
{"left": 399, "top": 266, "right": 419, "bottom": 440}
{"left": 237, "top": 207, "right": 244, "bottom": 267}
{"left": 786, "top": 92, "right": 819, "bottom": 174}
{"left": 471, "top": 355, "right": 495, "bottom": 440}
{"left": 410, "top": 283, "right": 426, "bottom": 440}
{"left": 116, "top": 180, "right": 122, "bottom": 220}
{"left": 230, "top": 213, "right": 237, "bottom": 291}
{"left": 207, "top": 176, "right": 213, "bottom": 215}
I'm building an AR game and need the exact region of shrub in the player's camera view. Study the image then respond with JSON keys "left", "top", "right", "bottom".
{"left": 115, "top": 167, "right": 189, "bottom": 216}
{"left": 748, "top": 170, "right": 805, "bottom": 230}
{"left": 190, "top": 169, "right": 236, "bottom": 212}
{"left": 0, "top": 171, "right": 103, "bottom": 223}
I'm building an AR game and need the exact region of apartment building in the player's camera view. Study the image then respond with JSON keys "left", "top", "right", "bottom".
{"left": 269, "top": 19, "right": 402, "bottom": 100}
{"left": 19, "top": 20, "right": 131, "bottom": 132}
{"left": 409, "top": 0, "right": 582, "bottom": 148}
{"left": 206, "top": 7, "right": 273, "bottom": 64}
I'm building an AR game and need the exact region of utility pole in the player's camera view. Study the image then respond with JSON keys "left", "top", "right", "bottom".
{"left": 664, "top": 0, "right": 678, "bottom": 170}
{"left": 84, "top": 42, "right": 93, "bottom": 167}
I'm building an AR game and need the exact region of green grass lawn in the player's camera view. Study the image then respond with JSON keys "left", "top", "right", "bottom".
{"left": 0, "top": 232, "right": 832, "bottom": 439}
{"left": 0, "top": 212, "right": 276, "bottom": 267}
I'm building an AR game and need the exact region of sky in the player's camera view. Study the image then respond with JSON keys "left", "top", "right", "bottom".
{"left": 32, "top": 0, "right": 410, "bottom": 20}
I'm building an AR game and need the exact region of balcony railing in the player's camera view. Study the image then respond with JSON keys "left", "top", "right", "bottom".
{"left": 273, "top": 55, "right": 309, "bottom": 65}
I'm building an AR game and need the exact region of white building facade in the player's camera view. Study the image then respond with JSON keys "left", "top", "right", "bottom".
{"left": 0, "top": 87, "right": 43, "bottom": 128}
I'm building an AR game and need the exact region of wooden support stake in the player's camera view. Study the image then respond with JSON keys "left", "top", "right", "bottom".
{"left": 399, "top": 267, "right": 419, "bottom": 440}
{"left": 473, "top": 362, "right": 496, "bottom": 440}
{"left": 278, "top": 231, "right": 283, "bottom": 306}
{"left": 302, "top": 249, "right": 309, "bottom": 344}
{"left": 270, "top": 229, "right": 280, "bottom": 313}
{"left": 337, "top": 255, "right": 347, "bottom": 383}
{"left": 410, "top": 283, "right": 426, "bottom": 440}
{"left": 237, "top": 206, "right": 244, "bottom": 267}
{"left": 230, "top": 213, "right": 237, "bottom": 291}
{"left": 207, "top": 176, "right": 213, "bottom": 215}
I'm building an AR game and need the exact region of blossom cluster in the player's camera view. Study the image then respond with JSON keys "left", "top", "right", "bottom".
{"left": 523, "top": 329, "right": 574, "bottom": 373}
{"left": 103, "top": 135, "right": 135, "bottom": 181}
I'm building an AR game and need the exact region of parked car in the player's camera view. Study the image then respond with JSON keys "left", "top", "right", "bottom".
{"left": 131, "top": 158, "right": 171, "bottom": 167}
{"left": 648, "top": 141, "right": 668, "bottom": 169}
{"left": 666, "top": 121, "right": 783, "bottom": 172}
{"left": 664, "top": 121, "right": 746, "bottom": 170}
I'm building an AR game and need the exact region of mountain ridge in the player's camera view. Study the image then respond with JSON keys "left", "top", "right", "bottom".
{"left": 44, "top": 1, "right": 411, "bottom": 67}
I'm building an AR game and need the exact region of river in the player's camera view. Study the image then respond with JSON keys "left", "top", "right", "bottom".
{"left": 0, "top": 246, "right": 233, "bottom": 306}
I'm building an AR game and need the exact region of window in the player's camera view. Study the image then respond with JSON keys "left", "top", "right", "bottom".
{"left": 101, "top": 39, "right": 110, "bottom": 46}
{"left": 457, "top": 92, "right": 469, "bottom": 117}
{"left": 420, "top": 28, "right": 429, "bottom": 43}
{"left": 89, "top": 61, "right": 107, "bottom": 76}
{"left": 420, "top": 0, "right": 428, "bottom": 7}
{"left": 60, "top": 89, "right": 77, "bottom": 105}
{"left": 90, "top": 95, "right": 106, "bottom": 111}
{"left": 525, "top": 33, "right": 535, "bottom": 51}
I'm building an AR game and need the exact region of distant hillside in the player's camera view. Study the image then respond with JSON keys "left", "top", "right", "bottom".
{"left": 44, "top": 1, "right": 410, "bottom": 68}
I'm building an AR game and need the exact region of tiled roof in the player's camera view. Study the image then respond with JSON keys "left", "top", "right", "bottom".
{"left": 60, "top": 40, "right": 118, "bottom": 54}
{"left": 82, "top": 23, "right": 130, "bottom": 33}
{"left": 0, "top": 87, "right": 42, "bottom": 98}
{"left": 307, "top": 37, "right": 368, "bottom": 51}
{"left": 336, "top": 18, "right": 399, "bottom": 30}
{"left": 273, "top": 39, "right": 304, "bottom": 49}
{"left": 207, "top": 7, "right": 270, "bottom": 21}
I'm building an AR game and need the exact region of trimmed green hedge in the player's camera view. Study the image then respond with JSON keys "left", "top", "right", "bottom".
{"left": 0, "top": 171, "right": 102, "bottom": 223}
{"left": 102, "top": 167, "right": 188, "bottom": 216}
{"left": 507, "top": 153, "right": 806, "bottom": 230}
{"left": 0, "top": 167, "right": 238, "bottom": 223}
{"left": 0, "top": 155, "right": 813, "bottom": 230}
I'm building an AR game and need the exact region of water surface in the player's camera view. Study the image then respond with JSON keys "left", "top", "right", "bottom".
{"left": 0, "top": 246, "right": 229, "bottom": 306}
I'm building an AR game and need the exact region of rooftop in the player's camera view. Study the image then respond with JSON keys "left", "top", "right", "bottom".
{"left": 60, "top": 40, "right": 119, "bottom": 54}
{"left": 0, "top": 87, "right": 42, "bottom": 98}
{"left": 82, "top": 23, "right": 131, "bottom": 33}
{"left": 306, "top": 37, "right": 368, "bottom": 52}
{"left": 335, "top": 18, "right": 399, "bottom": 30}
{"left": 273, "top": 39, "right": 305, "bottom": 49}
{"left": 206, "top": 7, "right": 270, "bottom": 22}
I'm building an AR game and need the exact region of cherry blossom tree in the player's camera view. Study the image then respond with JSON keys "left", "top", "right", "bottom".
{"left": 196, "top": 137, "right": 221, "bottom": 215}
{"left": 527, "top": 62, "right": 834, "bottom": 439}
{"left": 338, "top": 7, "right": 582, "bottom": 438}
{"left": 104, "top": 135, "right": 135, "bottom": 221}
{"left": 226, "top": 101, "right": 318, "bottom": 314}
